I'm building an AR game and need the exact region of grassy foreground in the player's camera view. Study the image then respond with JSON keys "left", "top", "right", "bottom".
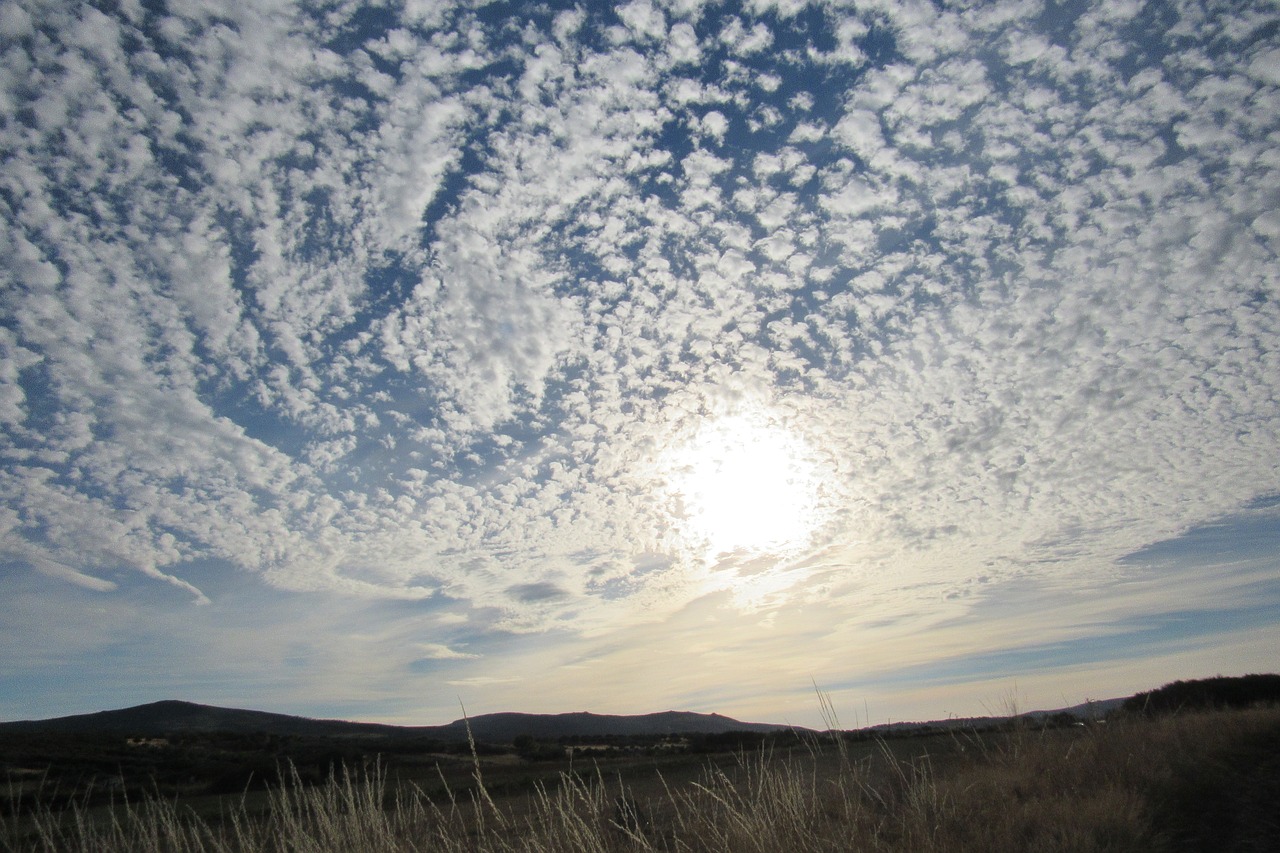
{"left": 4, "top": 706, "right": 1277, "bottom": 852}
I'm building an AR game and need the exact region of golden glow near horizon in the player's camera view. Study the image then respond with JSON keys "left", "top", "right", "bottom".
{"left": 662, "top": 411, "right": 824, "bottom": 563}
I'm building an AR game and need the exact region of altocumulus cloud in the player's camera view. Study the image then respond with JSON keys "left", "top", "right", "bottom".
{"left": 1, "top": 0, "right": 1278, "bottom": 717}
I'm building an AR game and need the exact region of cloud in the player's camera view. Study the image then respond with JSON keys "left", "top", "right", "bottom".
{"left": 414, "top": 643, "right": 480, "bottom": 661}
{"left": 719, "top": 17, "right": 773, "bottom": 55}
{"left": 28, "top": 556, "right": 117, "bottom": 593}
{"left": 447, "top": 676, "right": 523, "bottom": 689}
{"left": 507, "top": 582, "right": 570, "bottom": 604}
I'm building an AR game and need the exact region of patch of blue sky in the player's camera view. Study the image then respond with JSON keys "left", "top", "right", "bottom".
{"left": 319, "top": 4, "right": 403, "bottom": 55}
{"left": 197, "top": 383, "right": 314, "bottom": 457}
{"left": 838, "top": 591, "right": 1280, "bottom": 695}
{"left": 1119, "top": 501, "right": 1280, "bottom": 567}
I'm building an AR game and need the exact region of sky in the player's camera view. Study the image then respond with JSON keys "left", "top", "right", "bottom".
{"left": 1, "top": 0, "right": 1278, "bottom": 730}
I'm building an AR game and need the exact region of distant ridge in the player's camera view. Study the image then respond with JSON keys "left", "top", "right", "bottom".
{"left": 862, "top": 697, "right": 1126, "bottom": 734}
{"left": 0, "top": 701, "right": 797, "bottom": 741}
{"left": 0, "top": 693, "right": 1143, "bottom": 741}
{"left": 0, "top": 700, "right": 406, "bottom": 738}
{"left": 860, "top": 696, "right": 1131, "bottom": 727}
{"left": 427, "top": 710, "right": 795, "bottom": 742}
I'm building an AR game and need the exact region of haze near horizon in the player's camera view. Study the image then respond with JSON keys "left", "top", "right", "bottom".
{"left": 2, "top": 0, "right": 1278, "bottom": 729}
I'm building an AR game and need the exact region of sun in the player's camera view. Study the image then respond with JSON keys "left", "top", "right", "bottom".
{"left": 662, "top": 412, "right": 823, "bottom": 560}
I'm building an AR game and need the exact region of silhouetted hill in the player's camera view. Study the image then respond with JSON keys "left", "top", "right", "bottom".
{"left": 0, "top": 701, "right": 797, "bottom": 741}
{"left": 0, "top": 700, "right": 406, "bottom": 738}
{"left": 1040, "top": 697, "right": 1127, "bottom": 719}
{"left": 861, "top": 697, "right": 1126, "bottom": 735}
{"left": 429, "top": 710, "right": 795, "bottom": 742}
{"left": 1121, "top": 674, "right": 1280, "bottom": 715}
{"left": 6, "top": 685, "right": 1189, "bottom": 743}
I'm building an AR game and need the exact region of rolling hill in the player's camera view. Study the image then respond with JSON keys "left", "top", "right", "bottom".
{"left": 0, "top": 700, "right": 798, "bottom": 741}
{"left": 1, "top": 692, "right": 1146, "bottom": 742}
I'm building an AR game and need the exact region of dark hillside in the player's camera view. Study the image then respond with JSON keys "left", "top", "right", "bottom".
{"left": 1121, "top": 674, "right": 1280, "bottom": 715}
{"left": 0, "top": 702, "right": 795, "bottom": 742}
{"left": 432, "top": 710, "right": 796, "bottom": 742}
{"left": 0, "top": 700, "right": 404, "bottom": 738}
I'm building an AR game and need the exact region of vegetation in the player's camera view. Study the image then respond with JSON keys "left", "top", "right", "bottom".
{"left": 3, "top": 700, "right": 1278, "bottom": 852}
{"left": 1121, "top": 674, "right": 1280, "bottom": 715}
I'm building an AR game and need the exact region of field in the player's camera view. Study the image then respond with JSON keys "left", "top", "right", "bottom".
{"left": 3, "top": 706, "right": 1278, "bottom": 852}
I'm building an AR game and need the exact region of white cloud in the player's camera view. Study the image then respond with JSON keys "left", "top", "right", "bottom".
{"left": 28, "top": 556, "right": 117, "bottom": 592}
{"left": 719, "top": 17, "right": 773, "bottom": 55}
{"left": 372, "top": 94, "right": 469, "bottom": 245}
{"left": 415, "top": 642, "right": 480, "bottom": 660}
{"left": 700, "top": 110, "right": 729, "bottom": 141}
{"left": 667, "top": 21, "right": 701, "bottom": 64}
{"left": 1247, "top": 46, "right": 1280, "bottom": 85}
{"left": 618, "top": 0, "right": 667, "bottom": 41}
{"left": 832, "top": 108, "right": 886, "bottom": 159}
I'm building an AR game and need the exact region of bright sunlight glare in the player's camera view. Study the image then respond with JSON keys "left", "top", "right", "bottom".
{"left": 663, "top": 413, "right": 822, "bottom": 561}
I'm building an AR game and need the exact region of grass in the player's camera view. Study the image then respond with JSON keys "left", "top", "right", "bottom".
{"left": 3, "top": 705, "right": 1277, "bottom": 852}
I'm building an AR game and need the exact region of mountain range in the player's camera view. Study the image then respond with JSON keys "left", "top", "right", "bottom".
{"left": 0, "top": 700, "right": 797, "bottom": 741}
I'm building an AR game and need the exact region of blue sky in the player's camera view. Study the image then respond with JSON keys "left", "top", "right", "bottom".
{"left": 1, "top": 0, "right": 1278, "bottom": 728}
